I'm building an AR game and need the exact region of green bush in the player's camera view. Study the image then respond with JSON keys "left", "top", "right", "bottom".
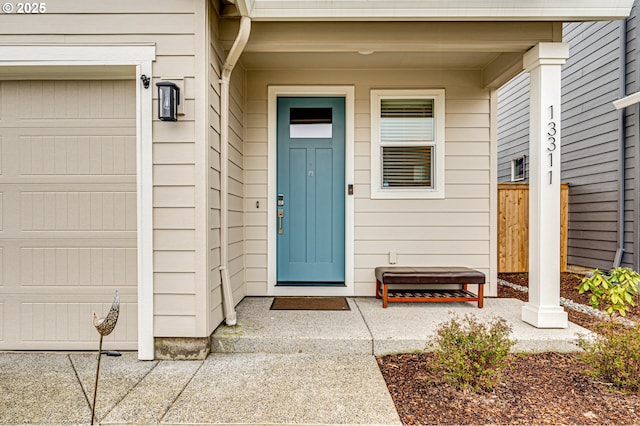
{"left": 578, "top": 325, "right": 640, "bottom": 394}
{"left": 577, "top": 267, "right": 640, "bottom": 317}
{"left": 430, "top": 314, "right": 514, "bottom": 392}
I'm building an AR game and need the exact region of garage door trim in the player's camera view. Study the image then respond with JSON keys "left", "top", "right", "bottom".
{"left": 0, "top": 44, "right": 156, "bottom": 360}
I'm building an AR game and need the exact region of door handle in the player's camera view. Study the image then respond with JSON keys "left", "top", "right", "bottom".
{"left": 277, "top": 209, "right": 284, "bottom": 234}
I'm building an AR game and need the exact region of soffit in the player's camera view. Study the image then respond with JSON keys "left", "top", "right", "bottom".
{"left": 240, "top": 51, "right": 500, "bottom": 70}
{"left": 222, "top": 20, "right": 552, "bottom": 83}
{"left": 222, "top": 21, "right": 560, "bottom": 53}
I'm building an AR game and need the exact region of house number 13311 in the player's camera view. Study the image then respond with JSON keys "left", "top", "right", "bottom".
{"left": 547, "top": 105, "right": 557, "bottom": 185}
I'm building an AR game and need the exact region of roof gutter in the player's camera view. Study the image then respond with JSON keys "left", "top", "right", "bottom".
{"left": 219, "top": 15, "right": 251, "bottom": 325}
{"left": 614, "top": 18, "right": 628, "bottom": 268}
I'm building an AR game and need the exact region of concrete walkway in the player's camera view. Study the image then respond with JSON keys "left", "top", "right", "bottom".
{"left": 0, "top": 297, "right": 592, "bottom": 425}
{"left": 0, "top": 351, "right": 401, "bottom": 425}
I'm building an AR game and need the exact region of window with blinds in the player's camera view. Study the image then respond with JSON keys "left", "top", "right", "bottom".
{"left": 380, "top": 98, "right": 434, "bottom": 188}
{"left": 370, "top": 90, "right": 445, "bottom": 199}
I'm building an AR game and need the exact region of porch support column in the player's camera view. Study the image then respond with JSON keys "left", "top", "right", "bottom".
{"left": 522, "top": 42, "right": 569, "bottom": 328}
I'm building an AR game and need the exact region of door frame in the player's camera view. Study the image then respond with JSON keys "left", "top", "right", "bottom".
{"left": 267, "top": 86, "right": 355, "bottom": 296}
{"left": 0, "top": 45, "right": 155, "bottom": 359}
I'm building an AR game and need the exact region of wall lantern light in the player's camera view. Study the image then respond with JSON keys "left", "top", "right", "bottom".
{"left": 156, "top": 81, "right": 180, "bottom": 121}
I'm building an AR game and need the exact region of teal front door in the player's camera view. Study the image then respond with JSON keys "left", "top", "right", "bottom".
{"left": 277, "top": 97, "right": 345, "bottom": 285}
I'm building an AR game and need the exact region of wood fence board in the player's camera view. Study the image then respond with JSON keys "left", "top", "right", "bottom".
{"left": 498, "top": 182, "right": 568, "bottom": 273}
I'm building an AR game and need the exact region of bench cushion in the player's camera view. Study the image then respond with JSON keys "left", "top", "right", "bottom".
{"left": 375, "top": 266, "right": 485, "bottom": 285}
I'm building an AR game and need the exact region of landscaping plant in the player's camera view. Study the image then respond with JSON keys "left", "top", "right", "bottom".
{"left": 578, "top": 324, "right": 640, "bottom": 394}
{"left": 430, "top": 314, "right": 514, "bottom": 392}
{"left": 577, "top": 267, "right": 640, "bottom": 317}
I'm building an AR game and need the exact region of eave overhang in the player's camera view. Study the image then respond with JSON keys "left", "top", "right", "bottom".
{"left": 240, "top": 0, "right": 633, "bottom": 22}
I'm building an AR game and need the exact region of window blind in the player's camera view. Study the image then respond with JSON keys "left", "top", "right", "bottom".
{"left": 382, "top": 146, "right": 433, "bottom": 188}
{"left": 380, "top": 99, "right": 434, "bottom": 142}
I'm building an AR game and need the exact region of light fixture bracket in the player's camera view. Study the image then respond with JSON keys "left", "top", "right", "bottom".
{"left": 140, "top": 74, "right": 150, "bottom": 89}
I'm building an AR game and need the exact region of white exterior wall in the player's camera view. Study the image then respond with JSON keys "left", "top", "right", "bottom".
{"left": 245, "top": 69, "right": 493, "bottom": 296}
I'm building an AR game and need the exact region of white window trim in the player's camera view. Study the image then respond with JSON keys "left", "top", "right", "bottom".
{"left": 370, "top": 89, "right": 445, "bottom": 199}
{"left": 511, "top": 156, "right": 526, "bottom": 181}
{"left": 0, "top": 44, "right": 156, "bottom": 360}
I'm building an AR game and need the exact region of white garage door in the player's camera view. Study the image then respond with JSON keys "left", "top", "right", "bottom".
{"left": 0, "top": 80, "right": 137, "bottom": 350}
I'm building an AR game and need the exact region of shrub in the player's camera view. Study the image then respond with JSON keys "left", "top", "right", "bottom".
{"left": 430, "top": 314, "right": 514, "bottom": 392}
{"left": 577, "top": 267, "right": 640, "bottom": 317}
{"left": 578, "top": 324, "right": 640, "bottom": 394}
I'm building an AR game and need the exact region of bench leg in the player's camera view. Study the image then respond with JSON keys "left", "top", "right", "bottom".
{"left": 382, "top": 283, "right": 388, "bottom": 308}
{"left": 375, "top": 279, "right": 381, "bottom": 299}
{"left": 478, "top": 284, "right": 484, "bottom": 309}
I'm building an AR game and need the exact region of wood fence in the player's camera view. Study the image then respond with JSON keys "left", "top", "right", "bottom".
{"left": 498, "top": 182, "right": 568, "bottom": 273}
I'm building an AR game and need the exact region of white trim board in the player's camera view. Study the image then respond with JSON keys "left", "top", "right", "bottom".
{"left": 267, "top": 85, "right": 355, "bottom": 296}
{"left": 249, "top": 0, "right": 633, "bottom": 21}
{"left": 0, "top": 44, "right": 156, "bottom": 360}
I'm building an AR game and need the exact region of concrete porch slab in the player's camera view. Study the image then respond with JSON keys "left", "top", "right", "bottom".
{"left": 356, "top": 297, "right": 593, "bottom": 355}
{"left": 212, "top": 297, "right": 372, "bottom": 354}
{"left": 212, "top": 297, "right": 593, "bottom": 356}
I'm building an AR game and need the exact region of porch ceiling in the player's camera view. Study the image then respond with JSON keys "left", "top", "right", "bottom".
{"left": 224, "top": 21, "right": 557, "bottom": 88}
{"left": 241, "top": 51, "right": 500, "bottom": 70}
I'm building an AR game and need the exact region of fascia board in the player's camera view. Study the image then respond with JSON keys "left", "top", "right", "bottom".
{"left": 248, "top": 0, "right": 633, "bottom": 21}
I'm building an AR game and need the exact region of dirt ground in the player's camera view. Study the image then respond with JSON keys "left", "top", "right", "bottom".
{"left": 377, "top": 272, "right": 640, "bottom": 425}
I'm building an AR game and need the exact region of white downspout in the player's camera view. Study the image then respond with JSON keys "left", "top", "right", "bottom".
{"left": 220, "top": 16, "right": 251, "bottom": 325}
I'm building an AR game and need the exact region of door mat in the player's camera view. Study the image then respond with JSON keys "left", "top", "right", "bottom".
{"left": 270, "top": 296, "right": 350, "bottom": 311}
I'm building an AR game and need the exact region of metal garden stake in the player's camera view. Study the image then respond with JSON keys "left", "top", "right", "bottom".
{"left": 91, "top": 290, "right": 120, "bottom": 425}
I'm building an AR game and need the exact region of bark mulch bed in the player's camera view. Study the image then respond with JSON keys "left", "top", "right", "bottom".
{"left": 377, "top": 272, "right": 640, "bottom": 425}
{"left": 378, "top": 352, "right": 640, "bottom": 425}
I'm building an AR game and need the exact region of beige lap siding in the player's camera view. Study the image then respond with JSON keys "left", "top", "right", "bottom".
{"left": 244, "top": 69, "right": 491, "bottom": 296}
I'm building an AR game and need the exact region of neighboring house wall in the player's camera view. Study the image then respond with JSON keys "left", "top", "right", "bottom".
{"left": 497, "top": 72, "right": 530, "bottom": 182}
{"left": 624, "top": 4, "right": 640, "bottom": 271}
{"left": 563, "top": 20, "right": 625, "bottom": 269}
{"left": 244, "top": 69, "right": 492, "bottom": 296}
{"left": 497, "top": 4, "right": 640, "bottom": 270}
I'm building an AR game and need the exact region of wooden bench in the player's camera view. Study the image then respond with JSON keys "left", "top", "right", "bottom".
{"left": 375, "top": 266, "right": 485, "bottom": 308}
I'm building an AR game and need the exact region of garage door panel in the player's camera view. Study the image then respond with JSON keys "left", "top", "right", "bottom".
{"left": 0, "top": 79, "right": 137, "bottom": 350}
{"left": 19, "top": 301, "right": 137, "bottom": 349}
{"left": 19, "top": 135, "right": 136, "bottom": 176}
{"left": 21, "top": 247, "right": 136, "bottom": 287}
{"left": 20, "top": 191, "right": 136, "bottom": 231}
{"left": 18, "top": 81, "right": 135, "bottom": 121}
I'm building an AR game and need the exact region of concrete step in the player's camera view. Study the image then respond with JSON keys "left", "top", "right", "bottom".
{"left": 212, "top": 297, "right": 592, "bottom": 355}
{"left": 212, "top": 297, "right": 373, "bottom": 355}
